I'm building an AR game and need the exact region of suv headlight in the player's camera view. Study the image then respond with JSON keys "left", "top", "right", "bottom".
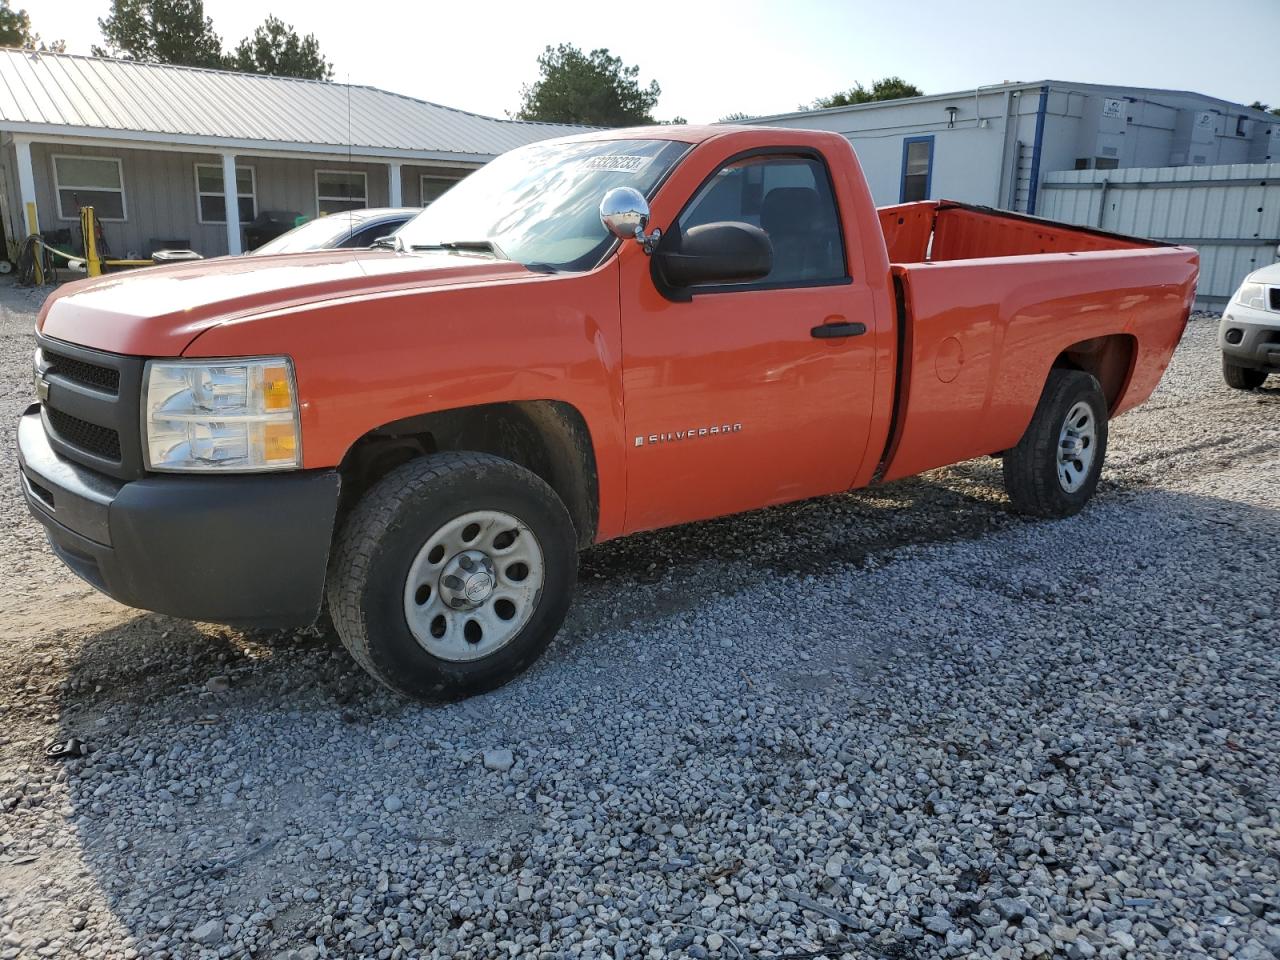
{"left": 1232, "top": 282, "right": 1267, "bottom": 310}
{"left": 143, "top": 357, "right": 300, "bottom": 472}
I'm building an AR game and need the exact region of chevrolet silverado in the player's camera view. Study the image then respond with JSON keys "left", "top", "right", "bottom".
{"left": 17, "top": 126, "right": 1199, "bottom": 698}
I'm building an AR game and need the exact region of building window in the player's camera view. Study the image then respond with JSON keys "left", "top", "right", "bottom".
{"left": 1074, "top": 158, "right": 1093, "bottom": 170}
{"left": 1236, "top": 116, "right": 1248, "bottom": 137}
{"left": 195, "top": 163, "right": 256, "bottom": 224}
{"left": 52, "top": 155, "right": 126, "bottom": 221}
{"left": 899, "top": 136, "right": 934, "bottom": 203}
{"left": 420, "top": 175, "right": 462, "bottom": 207}
{"left": 316, "top": 170, "right": 368, "bottom": 215}
{"left": 1094, "top": 157, "right": 1120, "bottom": 170}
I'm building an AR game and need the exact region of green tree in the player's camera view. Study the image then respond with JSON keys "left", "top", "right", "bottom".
{"left": 515, "top": 44, "right": 660, "bottom": 126}
{"left": 719, "top": 112, "right": 754, "bottom": 122}
{"left": 812, "top": 76, "right": 923, "bottom": 110}
{"left": 93, "top": 0, "right": 226, "bottom": 69}
{"left": 232, "top": 15, "right": 332, "bottom": 80}
{"left": 0, "top": 1, "right": 64, "bottom": 50}
{"left": 1249, "top": 100, "right": 1280, "bottom": 117}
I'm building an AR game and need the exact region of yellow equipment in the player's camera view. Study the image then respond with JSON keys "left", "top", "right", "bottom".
{"left": 78, "top": 206, "right": 154, "bottom": 276}
{"left": 15, "top": 203, "right": 176, "bottom": 286}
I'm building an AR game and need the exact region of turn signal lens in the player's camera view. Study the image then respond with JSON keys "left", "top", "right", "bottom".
{"left": 262, "top": 364, "right": 294, "bottom": 410}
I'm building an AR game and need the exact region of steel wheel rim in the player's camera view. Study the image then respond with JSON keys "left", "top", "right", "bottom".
{"left": 403, "top": 509, "right": 544, "bottom": 662}
{"left": 1057, "top": 400, "right": 1097, "bottom": 493}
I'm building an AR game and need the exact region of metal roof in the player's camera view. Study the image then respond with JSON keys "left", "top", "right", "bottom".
{"left": 748, "top": 80, "right": 1277, "bottom": 125}
{"left": 0, "top": 48, "right": 589, "bottom": 161}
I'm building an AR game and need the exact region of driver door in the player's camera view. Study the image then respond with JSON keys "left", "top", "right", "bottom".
{"left": 619, "top": 151, "right": 879, "bottom": 533}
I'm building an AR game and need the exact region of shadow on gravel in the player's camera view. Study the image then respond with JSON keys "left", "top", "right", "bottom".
{"left": 44, "top": 483, "right": 1279, "bottom": 956}
{"left": 51, "top": 614, "right": 349, "bottom": 714}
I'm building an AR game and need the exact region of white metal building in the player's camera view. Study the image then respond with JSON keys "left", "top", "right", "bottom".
{"left": 0, "top": 48, "right": 585, "bottom": 259}
{"left": 749, "top": 81, "right": 1278, "bottom": 214}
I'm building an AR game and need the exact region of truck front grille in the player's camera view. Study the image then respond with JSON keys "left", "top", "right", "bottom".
{"left": 36, "top": 334, "right": 144, "bottom": 480}
{"left": 1269, "top": 287, "right": 1280, "bottom": 312}
{"left": 43, "top": 350, "right": 120, "bottom": 395}
{"left": 44, "top": 407, "right": 122, "bottom": 462}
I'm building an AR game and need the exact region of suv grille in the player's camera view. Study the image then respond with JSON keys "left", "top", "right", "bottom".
{"left": 1269, "top": 287, "right": 1280, "bottom": 312}
{"left": 45, "top": 407, "right": 122, "bottom": 462}
{"left": 44, "top": 350, "right": 120, "bottom": 395}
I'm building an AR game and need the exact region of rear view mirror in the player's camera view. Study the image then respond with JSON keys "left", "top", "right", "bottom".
{"left": 654, "top": 221, "right": 773, "bottom": 287}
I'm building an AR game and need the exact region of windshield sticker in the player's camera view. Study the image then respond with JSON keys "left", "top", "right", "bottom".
{"left": 581, "top": 155, "right": 652, "bottom": 174}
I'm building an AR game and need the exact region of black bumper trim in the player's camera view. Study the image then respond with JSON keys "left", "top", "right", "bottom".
{"left": 17, "top": 406, "right": 341, "bottom": 628}
{"left": 1220, "top": 314, "right": 1280, "bottom": 371}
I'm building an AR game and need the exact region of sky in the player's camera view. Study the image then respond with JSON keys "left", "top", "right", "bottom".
{"left": 26, "top": 0, "right": 1280, "bottom": 122}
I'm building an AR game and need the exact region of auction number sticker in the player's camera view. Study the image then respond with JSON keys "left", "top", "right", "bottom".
{"left": 581, "top": 155, "right": 652, "bottom": 173}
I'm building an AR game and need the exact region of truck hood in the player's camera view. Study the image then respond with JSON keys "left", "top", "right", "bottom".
{"left": 1247, "top": 260, "right": 1280, "bottom": 285}
{"left": 38, "top": 249, "right": 536, "bottom": 356}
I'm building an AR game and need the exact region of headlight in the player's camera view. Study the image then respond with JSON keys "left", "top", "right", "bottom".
{"left": 143, "top": 357, "right": 300, "bottom": 472}
{"left": 1232, "top": 282, "right": 1267, "bottom": 310}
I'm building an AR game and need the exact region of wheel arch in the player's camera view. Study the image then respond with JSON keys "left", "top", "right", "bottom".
{"left": 336, "top": 400, "right": 599, "bottom": 548}
{"left": 1052, "top": 333, "right": 1137, "bottom": 413}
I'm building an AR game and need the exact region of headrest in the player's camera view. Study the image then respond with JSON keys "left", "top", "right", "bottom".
{"left": 761, "top": 187, "right": 821, "bottom": 235}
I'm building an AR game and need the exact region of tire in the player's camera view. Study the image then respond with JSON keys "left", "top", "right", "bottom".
{"left": 327, "top": 452, "right": 577, "bottom": 699}
{"left": 1003, "top": 369, "right": 1108, "bottom": 519}
{"left": 1222, "top": 358, "right": 1267, "bottom": 390}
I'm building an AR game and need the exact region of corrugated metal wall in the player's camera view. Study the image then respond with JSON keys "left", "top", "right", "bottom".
{"left": 1039, "top": 163, "right": 1280, "bottom": 309}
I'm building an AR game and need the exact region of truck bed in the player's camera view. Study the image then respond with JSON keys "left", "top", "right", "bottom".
{"left": 874, "top": 201, "right": 1199, "bottom": 483}
{"left": 878, "top": 200, "right": 1161, "bottom": 263}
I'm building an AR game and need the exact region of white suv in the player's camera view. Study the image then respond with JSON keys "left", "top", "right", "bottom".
{"left": 1221, "top": 264, "right": 1280, "bottom": 389}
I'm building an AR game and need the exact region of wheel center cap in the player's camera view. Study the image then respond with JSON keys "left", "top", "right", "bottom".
{"left": 463, "top": 571, "right": 494, "bottom": 603}
{"left": 439, "top": 549, "right": 497, "bottom": 609}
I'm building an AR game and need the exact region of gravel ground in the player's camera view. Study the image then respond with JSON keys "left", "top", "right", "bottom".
{"left": 0, "top": 280, "right": 1277, "bottom": 960}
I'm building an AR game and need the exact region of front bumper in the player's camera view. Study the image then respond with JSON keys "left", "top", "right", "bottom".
{"left": 16, "top": 405, "right": 341, "bottom": 628}
{"left": 1220, "top": 308, "right": 1280, "bottom": 372}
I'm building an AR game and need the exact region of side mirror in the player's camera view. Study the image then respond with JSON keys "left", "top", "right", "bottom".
{"left": 654, "top": 221, "right": 773, "bottom": 287}
{"left": 599, "top": 187, "right": 662, "bottom": 252}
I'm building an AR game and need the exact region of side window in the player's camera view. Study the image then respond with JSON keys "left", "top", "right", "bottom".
{"left": 677, "top": 155, "right": 846, "bottom": 286}
{"left": 342, "top": 222, "right": 399, "bottom": 248}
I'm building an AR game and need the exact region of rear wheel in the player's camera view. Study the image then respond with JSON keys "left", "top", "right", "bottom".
{"left": 1003, "top": 369, "right": 1108, "bottom": 519}
{"left": 1222, "top": 358, "right": 1267, "bottom": 390}
{"left": 327, "top": 452, "right": 577, "bottom": 699}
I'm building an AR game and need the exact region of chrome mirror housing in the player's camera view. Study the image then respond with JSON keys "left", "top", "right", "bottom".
{"left": 599, "top": 187, "right": 662, "bottom": 253}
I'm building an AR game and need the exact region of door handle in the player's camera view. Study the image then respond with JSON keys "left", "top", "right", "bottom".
{"left": 810, "top": 321, "right": 867, "bottom": 339}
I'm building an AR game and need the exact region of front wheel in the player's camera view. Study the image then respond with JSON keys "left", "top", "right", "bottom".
{"left": 327, "top": 452, "right": 577, "bottom": 699}
{"left": 1222, "top": 358, "right": 1268, "bottom": 390}
{"left": 1003, "top": 369, "right": 1108, "bottom": 519}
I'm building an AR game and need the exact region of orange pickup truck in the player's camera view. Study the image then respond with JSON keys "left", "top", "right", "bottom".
{"left": 17, "top": 126, "right": 1198, "bottom": 698}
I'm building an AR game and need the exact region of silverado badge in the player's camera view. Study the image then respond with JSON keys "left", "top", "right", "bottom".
{"left": 635, "top": 423, "right": 742, "bottom": 447}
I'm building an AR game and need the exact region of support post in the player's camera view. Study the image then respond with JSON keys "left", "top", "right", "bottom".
{"left": 14, "top": 136, "right": 38, "bottom": 236}
{"left": 388, "top": 163, "right": 403, "bottom": 207}
{"left": 221, "top": 152, "right": 242, "bottom": 255}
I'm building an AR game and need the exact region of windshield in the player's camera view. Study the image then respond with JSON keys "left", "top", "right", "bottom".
{"left": 252, "top": 213, "right": 362, "bottom": 255}
{"left": 395, "top": 138, "right": 688, "bottom": 271}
